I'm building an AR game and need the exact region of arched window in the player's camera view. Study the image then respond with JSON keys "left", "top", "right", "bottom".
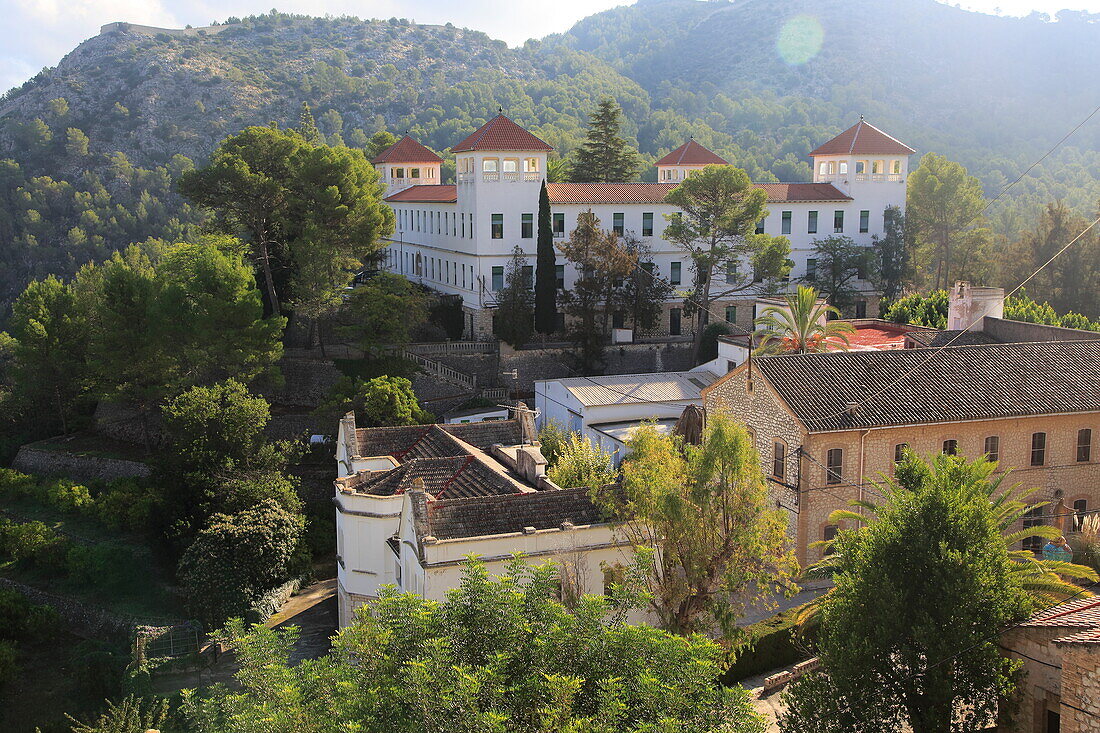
{"left": 482, "top": 158, "right": 499, "bottom": 173}
{"left": 827, "top": 161, "right": 836, "bottom": 175}
{"left": 890, "top": 160, "right": 901, "bottom": 175}
{"left": 838, "top": 161, "right": 848, "bottom": 175}
{"left": 524, "top": 157, "right": 540, "bottom": 172}
{"left": 984, "top": 435, "right": 1000, "bottom": 462}
{"left": 502, "top": 158, "right": 519, "bottom": 173}
{"left": 855, "top": 160, "right": 867, "bottom": 174}
{"left": 872, "top": 160, "right": 884, "bottom": 174}
{"left": 818, "top": 161, "right": 828, "bottom": 176}
{"left": 942, "top": 439, "right": 958, "bottom": 456}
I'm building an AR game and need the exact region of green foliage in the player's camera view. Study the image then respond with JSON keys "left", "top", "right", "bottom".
{"left": 338, "top": 273, "right": 429, "bottom": 353}
{"left": 67, "top": 695, "right": 171, "bottom": 733}
{"left": 44, "top": 478, "right": 94, "bottom": 514}
{"left": 547, "top": 432, "right": 617, "bottom": 489}
{"left": 358, "top": 375, "right": 434, "bottom": 427}
{"left": 178, "top": 498, "right": 304, "bottom": 627}
{"left": 180, "top": 558, "right": 768, "bottom": 733}
{"left": 616, "top": 236, "right": 673, "bottom": 337}
{"left": 805, "top": 236, "right": 873, "bottom": 314}
{"left": 536, "top": 420, "right": 571, "bottom": 468}
{"left": 699, "top": 322, "right": 733, "bottom": 362}
{"left": 754, "top": 285, "right": 854, "bottom": 354}
{"left": 494, "top": 246, "right": 535, "bottom": 348}
{"left": 0, "top": 588, "right": 60, "bottom": 641}
{"left": 882, "top": 289, "right": 950, "bottom": 329}
{"left": 0, "top": 519, "right": 67, "bottom": 567}
{"left": 609, "top": 415, "right": 797, "bottom": 639}
{"left": 884, "top": 288, "right": 1100, "bottom": 332}
{"left": 94, "top": 479, "right": 159, "bottom": 533}
{"left": 723, "top": 606, "right": 814, "bottom": 683}
{"left": 65, "top": 544, "right": 141, "bottom": 594}
{"left": 872, "top": 207, "right": 909, "bottom": 303}
{"left": 0, "top": 641, "right": 16, "bottom": 689}
{"left": 534, "top": 180, "right": 558, "bottom": 334}
{"left": 568, "top": 98, "right": 641, "bottom": 182}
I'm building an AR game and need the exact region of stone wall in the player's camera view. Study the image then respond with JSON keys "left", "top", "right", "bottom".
{"left": 12, "top": 445, "right": 151, "bottom": 483}
{"left": 94, "top": 402, "right": 164, "bottom": 447}
{"left": 1060, "top": 645, "right": 1100, "bottom": 733}
{"left": 499, "top": 342, "right": 696, "bottom": 392}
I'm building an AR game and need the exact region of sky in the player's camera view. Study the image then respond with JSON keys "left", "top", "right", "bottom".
{"left": 2, "top": 0, "right": 1098, "bottom": 94}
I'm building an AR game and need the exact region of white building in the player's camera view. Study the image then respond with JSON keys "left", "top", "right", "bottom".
{"left": 376, "top": 115, "right": 914, "bottom": 339}
{"left": 534, "top": 370, "right": 719, "bottom": 465}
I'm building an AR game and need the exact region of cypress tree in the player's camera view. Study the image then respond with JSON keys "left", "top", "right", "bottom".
{"left": 534, "top": 180, "right": 558, "bottom": 334}
{"left": 568, "top": 98, "right": 641, "bottom": 183}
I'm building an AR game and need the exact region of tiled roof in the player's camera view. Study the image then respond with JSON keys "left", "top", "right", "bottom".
{"left": 422, "top": 487, "right": 607, "bottom": 540}
{"left": 754, "top": 183, "right": 851, "bottom": 202}
{"left": 384, "top": 184, "right": 457, "bottom": 203}
{"left": 748, "top": 340, "right": 1100, "bottom": 433}
{"left": 810, "top": 119, "right": 916, "bottom": 157}
{"left": 546, "top": 182, "right": 677, "bottom": 204}
{"left": 548, "top": 370, "right": 718, "bottom": 407}
{"left": 905, "top": 330, "right": 1001, "bottom": 348}
{"left": 545, "top": 182, "right": 848, "bottom": 205}
{"left": 354, "top": 421, "right": 525, "bottom": 461}
{"left": 655, "top": 139, "right": 728, "bottom": 166}
{"left": 1018, "top": 597, "right": 1100, "bottom": 647}
{"left": 352, "top": 456, "right": 522, "bottom": 499}
{"left": 372, "top": 135, "right": 442, "bottom": 164}
{"left": 451, "top": 115, "right": 554, "bottom": 153}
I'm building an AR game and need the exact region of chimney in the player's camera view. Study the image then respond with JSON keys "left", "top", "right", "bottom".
{"left": 845, "top": 401, "right": 860, "bottom": 417}
{"left": 948, "top": 281, "right": 1005, "bottom": 332}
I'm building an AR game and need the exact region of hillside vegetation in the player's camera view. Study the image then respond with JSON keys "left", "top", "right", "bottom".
{"left": 0, "top": 1, "right": 1098, "bottom": 315}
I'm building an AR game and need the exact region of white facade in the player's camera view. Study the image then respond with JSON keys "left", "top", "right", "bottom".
{"left": 379, "top": 118, "right": 912, "bottom": 339}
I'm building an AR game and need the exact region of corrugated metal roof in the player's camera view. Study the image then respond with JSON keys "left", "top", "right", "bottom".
{"left": 551, "top": 370, "right": 719, "bottom": 407}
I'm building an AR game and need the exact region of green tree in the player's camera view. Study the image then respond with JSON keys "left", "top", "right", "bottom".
{"left": 64, "top": 127, "right": 90, "bottom": 158}
{"left": 358, "top": 375, "right": 433, "bottom": 427}
{"left": 295, "top": 101, "right": 320, "bottom": 143}
{"left": 663, "top": 165, "right": 791, "bottom": 358}
{"left": 364, "top": 130, "right": 399, "bottom": 160}
{"left": 602, "top": 415, "right": 797, "bottom": 638}
{"left": 871, "top": 206, "right": 909, "bottom": 304}
{"left": 753, "top": 285, "right": 854, "bottom": 354}
{"left": 568, "top": 98, "right": 641, "bottom": 183}
{"left": 537, "top": 419, "right": 572, "bottom": 468}
{"left": 882, "top": 289, "right": 950, "bottom": 328}
{"left": 180, "top": 558, "right": 768, "bottom": 732}
{"left": 338, "top": 273, "right": 428, "bottom": 353}
{"left": 782, "top": 452, "right": 1097, "bottom": 733}
{"left": 546, "top": 432, "right": 616, "bottom": 488}
{"left": 494, "top": 246, "right": 535, "bottom": 348}
{"left": 805, "top": 235, "right": 872, "bottom": 314}
{"left": 906, "top": 153, "right": 994, "bottom": 290}
{"left": 615, "top": 235, "right": 673, "bottom": 338}
{"left": 67, "top": 696, "right": 171, "bottom": 733}
{"left": 178, "top": 498, "right": 304, "bottom": 627}
{"left": 558, "top": 211, "right": 635, "bottom": 372}
{"left": 5, "top": 276, "right": 90, "bottom": 434}
{"left": 534, "top": 180, "right": 558, "bottom": 334}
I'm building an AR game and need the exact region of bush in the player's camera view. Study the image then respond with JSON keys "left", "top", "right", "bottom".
{"left": 0, "top": 640, "right": 17, "bottom": 688}
{"left": 45, "top": 478, "right": 94, "bottom": 513}
{"left": 0, "top": 519, "right": 69, "bottom": 568}
{"left": 0, "top": 468, "right": 37, "bottom": 499}
{"left": 71, "top": 641, "right": 126, "bottom": 703}
{"left": 722, "top": 606, "right": 815, "bottom": 683}
{"left": 95, "top": 479, "right": 158, "bottom": 533}
{"left": 65, "top": 544, "right": 139, "bottom": 593}
{"left": 0, "top": 588, "right": 59, "bottom": 641}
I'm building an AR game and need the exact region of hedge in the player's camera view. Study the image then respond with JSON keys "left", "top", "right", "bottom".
{"left": 722, "top": 606, "right": 816, "bottom": 683}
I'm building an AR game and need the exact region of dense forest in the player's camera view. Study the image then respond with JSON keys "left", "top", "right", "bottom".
{"left": 0, "top": 0, "right": 1098, "bottom": 317}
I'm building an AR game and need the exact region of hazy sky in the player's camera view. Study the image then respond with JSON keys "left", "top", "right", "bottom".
{"left": 2, "top": 0, "right": 1098, "bottom": 94}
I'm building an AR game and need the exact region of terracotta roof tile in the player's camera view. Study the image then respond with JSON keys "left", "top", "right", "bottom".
{"left": 754, "top": 183, "right": 852, "bottom": 202}
{"left": 352, "top": 456, "right": 521, "bottom": 500}
{"left": 745, "top": 340, "right": 1100, "bottom": 433}
{"left": 545, "top": 182, "right": 849, "bottom": 205}
{"left": 810, "top": 119, "right": 916, "bottom": 157}
{"left": 354, "top": 421, "right": 525, "bottom": 461}
{"left": 451, "top": 115, "right": 554, "bottom": 153}
{"left": 423, "top": 487, "right": 607, "bottom": 540}
{"left": 1022, "top": 597, "right": 1100, "bottom": 628}
{"left": 372, "top": 135, "right": 443, "bottom": 164}
{"left": 384, "top": 184, "right": 457, "bottom": 203}
{"left": 655, "top": 139, "right": 728, "bottom": 166}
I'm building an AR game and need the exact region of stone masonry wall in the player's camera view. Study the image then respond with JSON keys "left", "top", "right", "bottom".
{"left": 1061, "top": 645, "right": 1100, "bottom": 733}
{"left": 500, "top": 342, "right": 696, "bottom": 392}
{"left": 12, "top": 446, "right": 151, "bottom": 483}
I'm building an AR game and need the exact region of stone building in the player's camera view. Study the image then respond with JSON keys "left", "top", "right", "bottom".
{"left": 1000, "top": 597, "right": 1100, "bottom": 732}
{"left": 702, "top": 339, "right": 1100, "bottom": 564}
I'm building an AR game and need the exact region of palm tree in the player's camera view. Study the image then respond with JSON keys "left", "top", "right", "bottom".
{"left": 797, "top": 451, "right": 1098, "bottom": 629}
{"left": 752, "top": 285, "right": 856, "bottom": 354}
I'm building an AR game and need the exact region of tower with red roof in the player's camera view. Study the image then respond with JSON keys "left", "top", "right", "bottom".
{"left": 372, "top": 135, "right": 443, "bottom": 196}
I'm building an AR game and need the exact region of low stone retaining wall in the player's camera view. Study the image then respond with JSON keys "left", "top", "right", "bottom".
{"left": 12, "top": 445, "right": 151, "bottom": 483}
{"left": 246, "top": 577, "right": 304, "bottom": 624}
{"left": 761, "top": 657, "right": 820, "bottom": 694}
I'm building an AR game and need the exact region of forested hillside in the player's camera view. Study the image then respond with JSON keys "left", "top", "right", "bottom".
{"left": 0, "top": 0, "right": 1098, "bottom": 316}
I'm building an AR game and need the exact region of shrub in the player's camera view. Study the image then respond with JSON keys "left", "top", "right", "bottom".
{"left": 0, "top": 588, "right": 59, "bottom": 641}
{"left": 0, "top": 640, "right": 17, "bottom": 688}
{"left": 65, "top": 544, "right": 138, "bottom": 593}
{"left": 0, "top": 468, "right": 38, "bottom": 499}
{"left": 0, "top": 519, "right": 69, "bottom": 568}
{"left": 95, "top": 479, "right": 158, "bottom": 533}
{"left": 71, "top": 641, "right": 126, "bottom": 703}
{"left": 722, "top": 606, "right": 815, "bottom": 683}
{"left": 45, "top": 478, "right": 94, "bottom": 513}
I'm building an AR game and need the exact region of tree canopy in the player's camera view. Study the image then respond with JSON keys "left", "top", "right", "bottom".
{"left": 568, "top": 98, "right": 641, "bottom": 183}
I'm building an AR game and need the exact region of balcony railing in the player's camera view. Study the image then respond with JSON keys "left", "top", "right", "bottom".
{"left": 458, "top": 172, "right": 475, "bottom": 183}
{"left": 483, "top": 172, "right": 500, "bottom": 182}
{"left": 502, "top": 171, "right": 520, "bottom": 181}
{"left": 854, "top": 174, "right": 904, "bottom": 182}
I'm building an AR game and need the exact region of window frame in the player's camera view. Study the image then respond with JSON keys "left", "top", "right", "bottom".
{"left": 859, "top": 210, "right": 870, "bottom": 233}
{"left": 520, "top": 213, "right": 533, "bottom": 239}
{"left": 984, "top": 435, "right": 1000, "bottom": 462}
{"left": 833, "top": 210, "right": 844, "bottom": 233}
{"left": 490, "top": 213, "right": 504, "bottom": 239}
{"left": 491, "top": 266, "right": 505, "bottom": 292}
{"left": 642, "top": 212, "right": 654, "bottom": 237}
{"left": 808, "top": 210, "right": 818, "bottom": 234}
{"left": 1031, "top": 432, "right": 1047, "bottom": 466}
{"left": 772, "top": 440, "right": 786, "bottom": 480}
{"left": 826, "top": 448, "right": 843, "bottom": 485}
{"left": 1077, "top": 428, "right": 1092, "bottom": 462}
{"left": 942, "top": 439, "right": 959, "bottom": 456}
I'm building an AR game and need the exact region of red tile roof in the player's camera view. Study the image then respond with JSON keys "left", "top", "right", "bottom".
{"left": 655, "top": 139, "right": 729, "bottom": 166}
{"left": 372, "top": 135, "right": 443, "bottom": 164}
{"left": 384, "top": 185, "right": 457, "bottom": 203}
{"left": 754, "top": 183, "right": 852, "bottom": 202}
{"left": 451, "top": 115, "right": 554, "bottom": 153}
{"left": 1021, "top": 597, "right": 1100, "bottom": 629}
{"left": 546, "top": 183, "right": 677, "bottom": 205}
{"left": 810, "top": 119, "right": 916, "bottom": 157}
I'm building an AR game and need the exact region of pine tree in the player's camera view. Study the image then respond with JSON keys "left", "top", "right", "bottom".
{"left": 568, "top": 99, "right": 640, "bottom": 183}
{"left": 534, "top": 181, "right": 558, "bottom": 334}
{"left": 296, "top": 102, "right": 320, "bottom": 143}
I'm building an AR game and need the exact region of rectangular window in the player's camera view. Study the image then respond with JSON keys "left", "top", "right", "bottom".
{"left": 855, "top": 300, "right": 867, "bottom": 318}
{"left": 555, "top": 264, "right": 565, "bottom": 290}
{"left": 806, "top": 258, "right": 817, "bottom": 281}
{"left": 894, "top": 443, "right": 908, "bottom": 464}
{"left": 725, "top": 260, "right": 739, "bottom": 284}
{"left": 823, "top": 525, "right": 839, "bottom": 555}
{"left": 943, "top": 439, "right": 958, "bottom": 456}
{"left": 553, "top": 212, "right": 565, "bottom": 237}
{"left": 772, "top": 442, "right": 786, "bottom": 480}
{"left": 985, "top": 436, "right": 1000, "bottom": 462}
{"left": 669, "top": 308, "right": 682, "bottom": 336}
{"left": 833, "top": 210, "right": 844, "bottom": 233}
{"left": 461, "top": 212, "right": 466, "bottom": 238}
{"left": 642, "top": 212, "right": 654, "bottom": 237}
{"left": 522, "top": 265, "right": 534, "bottom": 289}
{"left": 781, "top": 211, "right": 792, "bottom": 235}
{"left": 1074, "top": 499, "right": 1088, "bottom": 531}
{"left": 826, "top": 448, "right": 843, "bottom": 485}
{"left": 1078, "top": 428, "right": 1092, "bottom": 462}
{"left": 859, "top": 210, "right": 870, "bottom": 233}
{"left": 394, "top": 167, "right": 405, "bottom": 179}
{"left": 410, "top": 167, "right": 420, "bottom": 179}
{"left": 755, "top": 218, "right": 765, "bottom": 235}
{"left": 521, "top": 213, "right": 533, "bottom": 238}
{"left": 491, "top": 214, "right": 503, "bottom": 239}
{"left": 808, "top": 211, "right": 818, "bottom": 234}
{"left": 1031, "top": 432, "right": 1047, "bottom": 466}
{"left": 613, "top": 213, "right": 625, "bottom": 235}
{"left": 670, "top": 262, "right": 682, "bottom": 286}
{"left": 1023, "top": 507, "right": 1043, "bottom": 551}
{"left": 725, "top": 305, "right": 737, "bottom": 323}
{"left": 491, "top": 266, "right": 504, "bottom": 291}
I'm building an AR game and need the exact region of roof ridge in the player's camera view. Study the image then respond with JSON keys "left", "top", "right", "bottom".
{"left": 848, "top": 119, "right": 862, "bottom": 155}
